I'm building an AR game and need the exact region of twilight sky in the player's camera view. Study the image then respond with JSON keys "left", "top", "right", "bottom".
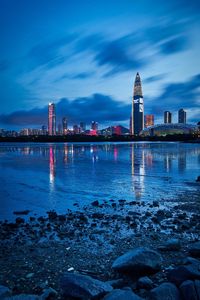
{"left": 0, "top": 0, "right": 200, "bottom": 130}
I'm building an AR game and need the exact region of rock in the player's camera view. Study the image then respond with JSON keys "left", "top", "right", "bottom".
{"left": 60, "top": 272, "right": 113, "bottom": 299}
{"left": 40, "top": 287, "right": 58, "bottom": 300}
{"left": 4, "top": 295, "right": 40, "bottom": 300}
{"left": 188, "top": 241, "right": 200, "bottom": 257}
{"left": 91, "top": 200, "right": 99, "bottom": 207}
{"left": 179, "top": 280, "right": 198, "bottom": 300}
{"left": 103, "top": 289, "right": 143, "bottom": 300}
{"left": 158, "top": 239, "right": 181, "bottom": 251}
{"left": 106, "top": 279, "right": 125, "bottom": 289}
{"left": 15, "top": 217, "right": 25, "bottom": 224}
{"left": 196, "top": 176, "right": 200, "bottom": 182}
{"left": 137, "top": 276, "right": 153, "bottom": 290}
{"left": 167, "top": 259, "right": 200, "bottom": 286}
{"left": 26, "top": 273, "right": 34, "bottom": 279}
{"left": 13, "top": 210, "right": 30, "bottom": 215}
{"left": 194, "top": 280, "right": 200, "bottom": 298}
{"left": 47, "top": 211, "right": 57, "bottom": 220}
{"left": 149, "top": 282, "right": 181, "bottom": 300}
{"left": 0, "top": 285, "right": 11, "bottom": 299}
{"left": 152, "top": 201, "right": 159, "bottom": 207}
{"left": 112, "top": 247, "right": 162, "bottom": 276}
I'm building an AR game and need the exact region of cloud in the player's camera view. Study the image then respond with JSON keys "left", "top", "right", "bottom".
{"left": 0, "top": 94, "right": 131, "bottom": 127}
{"left": 0, "top": 60, "right": 11, "bottom": 72}
{"left": 159, "top": 36, "right": 188, "bottom": 55}
{"left": 54, "top": 71, "right": 95, "bottom": 82}
{"left": 143, "top": 74, "right": 166, "bottom": 83}
{"left": 149, "top": 74, "right": 200, "bottom": 122}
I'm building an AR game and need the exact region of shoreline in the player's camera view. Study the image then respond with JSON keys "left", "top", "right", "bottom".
{"left": 0, "top": 192, "right": 200, "bottom": 299}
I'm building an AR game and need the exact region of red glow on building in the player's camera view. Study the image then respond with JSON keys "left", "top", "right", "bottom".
{"left": 89, "top": 130, "right": 98, "bottom": 136}
{"left": 145, "top": 115, "right": 154, "bottom": 128}
{"left": 113, "top": 126, "right": 122, "bottom": 135}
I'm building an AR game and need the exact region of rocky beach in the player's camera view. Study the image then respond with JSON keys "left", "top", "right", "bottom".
{"left": 0, "top": 186, "right": 200, "bottom": 300}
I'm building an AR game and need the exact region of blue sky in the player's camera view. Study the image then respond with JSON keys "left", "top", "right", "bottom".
{"left": 0, "top": 0, "right": 200, "bottom": 129}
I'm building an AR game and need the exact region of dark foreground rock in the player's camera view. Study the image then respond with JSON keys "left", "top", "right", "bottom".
{"left": 4, "top": 295, "right": 40, "bottom": 300}
{"left": 179, "top": 280, "right": 198, "bottom": 300}
{"left": 0, "top": 285, "right": 11, "bottom": 298}
{"left": 158, "top": 239, "right": 181, "bottom": 251}
{"left": 112, "top": 248, "right": 162, "bottom": 276}
{"left": 60, "top": 272, "right": 113, "bottom": 299}
{"left": 149, "top": 282, "right": 181, "bottom": 300}
{"left": 167, "top": 257, "right": 200, "bottom": 285}
{"left": 188, "top": 241, "right": 200, "bottom": 257}
{"left": 103, "top": 289, "right": 143, "bottom": 300}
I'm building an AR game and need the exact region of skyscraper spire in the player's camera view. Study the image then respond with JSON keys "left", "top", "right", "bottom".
{"left": 130, "top": 72, "right": 144, "bottom": 135}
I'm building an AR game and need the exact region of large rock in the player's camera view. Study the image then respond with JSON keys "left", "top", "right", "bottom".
{"left": 4, "top": 295, "right": 40, "bottom": 300}
{"left": 188, "top": 241, "right": 200, "bottom": 257}
{"left": 137, "top": 276, "right": 153, "bottom": 290}
{"left": 167, "top": 259, "right": 200, "bottom": 286}
{"left": 195, "top": 280, "right": 200, "bottom": 299}
{"left": 180, "top": 280, "right": 198, "bottom": 300}
{"left": 112, "top": 248, "right": 162, "bottom": 275}
{"left": 149, "top": 283, "right": 181, "bottom": 300}
{"left": 60, "top": 272, "right": 113, "bottom": 300}
{"left": 158, "top": 239, "right": 181, "bottom": 251}
{"left": 103, "top": 289, "right": 143, "bottom": 300}
{"left": 0, "top": 285, "right": 11, "bottom": 299}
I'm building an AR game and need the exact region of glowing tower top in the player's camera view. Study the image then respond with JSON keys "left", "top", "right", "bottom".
{"left": 134, "top": 72, "right": 143, "bottom": 98}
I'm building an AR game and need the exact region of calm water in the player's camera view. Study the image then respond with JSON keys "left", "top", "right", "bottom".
{"left": 0, "top": 142, "right": 200, "bottom": 220}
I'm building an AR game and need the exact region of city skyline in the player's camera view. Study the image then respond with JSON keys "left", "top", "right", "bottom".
{"left": 0, "top": 0, "right": 200, "bottom": 130}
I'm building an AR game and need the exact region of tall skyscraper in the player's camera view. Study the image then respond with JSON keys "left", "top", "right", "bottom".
{"left": 164, "top": 111, "right": 172, "bottom": 124}
{"left": 130, "top": 72, "right": 144, "bottom": 135}
{"left": 91, "top": 121, "right": 98, "bottom": 130}
{"left": 145, "top": 115, "right": 154, "bottom": 127}
{"left": 48, "top": 103, "right": 56, "bottom": 135}
{"left": 178, "top": 108, "right": 186, "bottom": 124}
{"left": 80, "top": 122, "right": 86, "bottom": 133}
{"left": 62, "top": 117, "right": 68, "bottom": 135}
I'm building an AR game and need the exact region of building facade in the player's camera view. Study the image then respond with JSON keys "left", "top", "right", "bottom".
{"left": 130, "top": 72, "right": 144, "bottom": 135}
{"left": 91, "top": 121, "right": 98, "bottom": 131}
{"left": 145, "top": 115, "right": 154, "bottom": 128}
{"left": 62, "top": 117, "right": 68, "bottom": 135}
{"left": 48, "top": 103, "right": 56, "bottom": 135}
{"left": 178, "top": 109, "right": 186, "bottom": 124}
{"left": 164, "top": 111, "right": 172, "bottom": 124}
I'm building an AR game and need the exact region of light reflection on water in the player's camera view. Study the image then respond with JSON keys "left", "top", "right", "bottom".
{"left": 0, "top": 142, "right": 200, "bottom": 220}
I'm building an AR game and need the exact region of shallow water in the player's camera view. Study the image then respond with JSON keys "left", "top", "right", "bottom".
{"left": 0, "top": 142, "right": 200, "bottom": 220}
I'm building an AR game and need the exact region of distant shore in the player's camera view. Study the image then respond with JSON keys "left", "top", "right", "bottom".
{"left": 0, "top": 189, "right": 200, "bottom": 299}
{"left": 0, "top": 134, "right": 199, "bottom": 143}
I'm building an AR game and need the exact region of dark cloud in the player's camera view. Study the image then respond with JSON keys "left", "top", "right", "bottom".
{"left": 149, "top": 74, "right": 200, "bottom": 121}
{"left": 54, "top": 71, "right": 95, "bottom": 82}
{"left": 159, "top": 36, "right": 188, "bottom": 55}
{"left": 0, "top": 60, "right": 10, "bottom": 72}
{"left": 0, "top": 94, "right": 131, "bottom": 126}
{"left": 144, "top": 74, "right": 166, "bottom": 83}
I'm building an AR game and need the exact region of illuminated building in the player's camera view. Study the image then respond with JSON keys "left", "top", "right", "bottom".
{"left": 91, "top": 121, "right": 98, "bottom": 130}
{"left": 41, "top": 125, "right": 47, "bottom": 135}
{"left": 130, "top": 72, "right": 144, "bottom": 135}
{"left": 145, "top": 115, "right": 154, "bottom": 128}
{"left": 164, "top": 111, "right": 172, "bottom": 124}
{"left": 141, "top": 123, "right": 198, "bottom": 136}
{"left": 73, "top": 124, "right": 79, "bottom": 134}
{"left": 62, "top": 117, "right": 68, "bottom": 135}
{"left": 48, "top": 103, "right": 56, "bottom": 135}
{"left": 178, "top": 109, "right": 186, "bottom": 124}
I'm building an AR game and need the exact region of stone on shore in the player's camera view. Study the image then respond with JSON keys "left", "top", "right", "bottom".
{"left": 195, "top": 280, "right": 200, "bottom": 298}
{"left": 179, "top": 280, "right": 198, "bottom": 300}
{"left": 158, "top": 239, "right": 181, "bottom": 251}
{"left": 4, "top": 295, "right": 40, "bottom": 300}
{"left": 137, "top": 276, "right": 153, "bottom": 289}
{"left": 149, "top": 282, "right": 181, "bottom": 300}
{"left": 167, "top": 258, "right": 200, "bottom": 286}
{"left": 103, "top": 289, "right": 143, "bottom": 300}
{"left": 112, "top": 247, "right": 162, "bottom": 275}
{"left": 0, "top": 285, "right": 11, "bottom": 299}
{"left": 188, "top": 241, "right": 200, "bottom": 257}
{"left": 60, "top": 272, "right": 113, "bottom": 299}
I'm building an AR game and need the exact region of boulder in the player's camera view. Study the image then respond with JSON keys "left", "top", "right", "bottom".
{"left": 112, "top": 248, "right": 162, "bottom": 276}
{"left": 103, "top": 289, "right": 143, "bottom": 300}
{"left": 0, "top": 285, "right": 11, "bottom": 299}
{"left": 149, "top": 282, "right": 181, "bottom": 300}
{"left": 4, "top": 295, "right": 40, "bottom": 300}
{"left": 188, "top": 241, "right": 200, "bottom": 257}
{"left": 167, "top": 259, "right": 200, "bottom": 286}
{"left": 180, "top": 280, "right": 198, "bottom": 300}
{"left": 158, "top": 239, "right": 181, "bottom": 251}
{"left": 60, "top": 272, "right": 113, "bottom": 299}
{"left": 40, "top": 287, "right": 58, "bottom": 300}
{"left": 137, "top": 276, "right": 153, "bottom": 289}
{"left": 194, "top": 280, "right": 200, "bottom": 298}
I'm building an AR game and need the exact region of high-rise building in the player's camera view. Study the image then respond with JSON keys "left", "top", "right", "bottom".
{"left": 91, "top": 121, "right": 98, "bottom": 131}
{"left": 80, "top": 122, "right": 86, "bottom": 133}
{"left": 48, "top": 103, "right": 56, "bottom": 135}
{"left": 130, "top": 72, "right": 144, "bottom": 135}
{"left": 62, "top": 117, "right": 68, "bottom": 135}
{"left": 164, "top": 111, "right": 172, "bottom": 124}
{"left": 178, "top": 108, "right": 186, "bottom": 124}
{"left": 73, "top": 124, "right": 79, "bottom": 134}
{"left": 145, "top": 115, "right": 154, "bottom": 128}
